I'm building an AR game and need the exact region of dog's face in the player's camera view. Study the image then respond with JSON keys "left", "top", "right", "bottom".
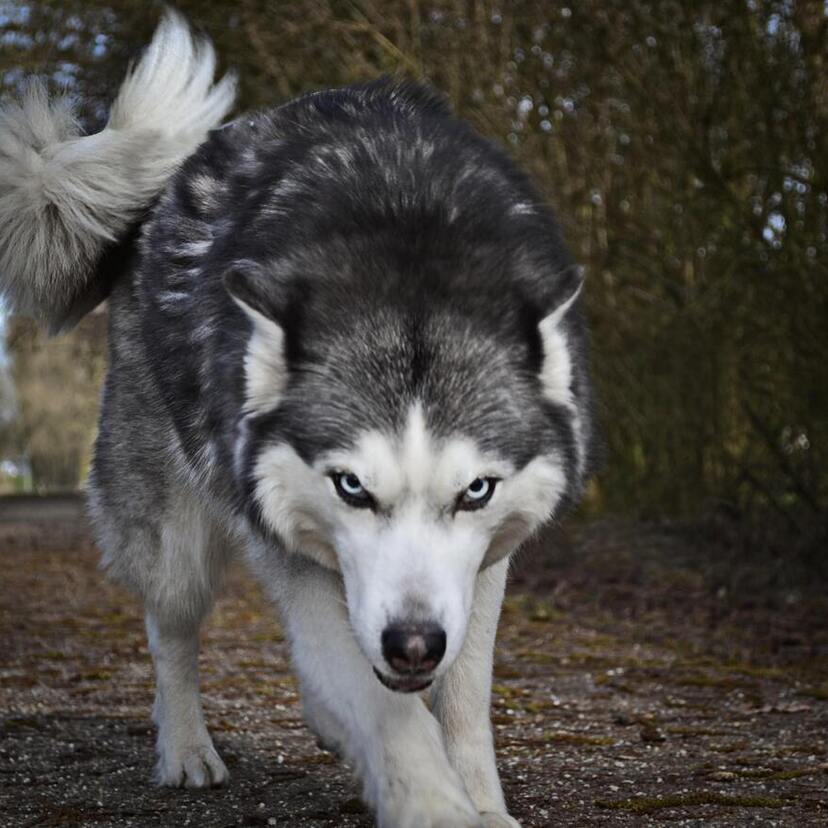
{"left": 227, "top": 252, "right": 587, "bottom": 691}
{"left": 250, "top": 402, "right": 567, "bottom": 690}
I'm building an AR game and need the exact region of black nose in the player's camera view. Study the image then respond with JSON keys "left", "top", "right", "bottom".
{"left": 381, "top": 623, "right": 446, "bottom": 674}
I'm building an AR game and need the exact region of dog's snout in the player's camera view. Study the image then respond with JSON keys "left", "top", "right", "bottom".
{"left": 381, "top": 623, "right": 446, "bottom": 674}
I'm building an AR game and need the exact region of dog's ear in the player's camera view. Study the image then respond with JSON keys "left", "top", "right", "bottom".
{"left": 223, "top": 261, "right": 288, "bottom": 414}
{"left": 536, "top": 271, "right": 583, "bottom": 411}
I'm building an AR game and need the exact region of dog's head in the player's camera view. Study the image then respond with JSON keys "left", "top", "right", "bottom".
{"left": 225, "top": 214, "right": 590, "bottom": 692}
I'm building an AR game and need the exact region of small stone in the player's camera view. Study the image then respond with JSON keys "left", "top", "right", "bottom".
{"left": 640, "top": 724, "right": 666, "bottom": 742}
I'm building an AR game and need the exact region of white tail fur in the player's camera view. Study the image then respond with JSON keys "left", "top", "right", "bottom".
{"left": 0, "top": 11, "right": 236, "bottom": 330}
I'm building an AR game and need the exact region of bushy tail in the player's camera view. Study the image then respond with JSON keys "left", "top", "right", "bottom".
{"left": 0, "top": 11, "right": 236, "bottom": 332}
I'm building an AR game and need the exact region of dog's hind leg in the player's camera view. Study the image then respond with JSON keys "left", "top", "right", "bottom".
{"left": 432, "top": 557, "right": 520, "bottom": 828}
{"left": 143, "top": 488, "right": 231, "bottom": 788}
{"left": 93, "top": 464, "right": 231, "bottom": 788}
{"left": 270, "top": 555, "right": 482, "bottom": 828}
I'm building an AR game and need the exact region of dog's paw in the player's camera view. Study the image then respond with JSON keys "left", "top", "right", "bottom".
{"left": 481, "top": 812, "right": 522, "bottom": 828}
{"left": 380, "top": 786, "right": 483, "bottom": 828}
{"left": 156, "top": 741, "right": 229, "bottom": 788}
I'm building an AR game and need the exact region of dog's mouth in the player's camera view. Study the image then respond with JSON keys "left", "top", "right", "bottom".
{"left": 373, "top": 667, "right": 433, "bottom": 693}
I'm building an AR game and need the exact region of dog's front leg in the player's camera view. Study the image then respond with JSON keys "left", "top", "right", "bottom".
{"left": 274, "top": 557, "right": 482, "bottom": 828}
{"left": 146, "top": 613, "right": 229, "bottom": 787}
{"left": 432, "top": 557, "right": 520, "bottom": 828}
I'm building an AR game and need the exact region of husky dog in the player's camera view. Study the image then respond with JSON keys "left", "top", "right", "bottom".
{"left": 0, "top": 12, "right": 593, "bottom": 827}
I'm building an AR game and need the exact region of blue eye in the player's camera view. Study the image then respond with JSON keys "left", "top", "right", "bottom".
{"left": 340, "top": 473, "right": 364, "bottom": 496}
{"left": 466, "top": 478, "right": 490, "bottom": 499}
{"left": 332, "top": 472, "right": 374, "bottom": 508}
{"left": 458, "top": 477, "right": 498, "bottom": 511}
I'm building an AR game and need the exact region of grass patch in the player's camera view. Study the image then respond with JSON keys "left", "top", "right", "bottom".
{"left": 595, "top": 792, "right": 785, "bottom": 814}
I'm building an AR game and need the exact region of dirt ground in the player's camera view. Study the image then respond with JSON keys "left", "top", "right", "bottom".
{"left": 1, "top": 499, "right": 826, "bottom": 827}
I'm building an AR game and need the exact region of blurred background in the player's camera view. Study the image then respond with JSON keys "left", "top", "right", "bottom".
{"left": 1, "top": 0, "right": 826, "bottom": 561}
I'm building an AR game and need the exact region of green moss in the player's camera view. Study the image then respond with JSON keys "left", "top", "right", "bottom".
{"left": 210, "top": 718, "right": 237, "bottom": 732}
{"left": 675, "top": 673, "right": 754, "bottom": 690}
{"left": 771, "top": 769, "right": 813, "bottom": 780}
{"left": 776, "top": 743, "right": 827, "bottom": 756}
{"left": 801, "top": 684, "right": 828, "bottom": 700}
{"left": 594, "top": 673, "right": 639, "bottom": 694}
{"left": 667, "top": 725, "right": 727, "bottom": 737}
{"left": 522, "top": 700, "right": 551, "bottom": 713}
{"left": 254, "top": 682, "right": 298, "bottom": 700}
{"left": 709, "top": 740, "right": 750, "bottom": 753}
{"left": 735, "top": 768, "right": 812, "bottom": 781}
{"left": 493, "top": 664, "right": 522, "bottom": 679}
{"left": 545, "top": 730, "right": 616, "bottom": 746}
{"left": 251, "top": 630, "right": 284, "bottom": 642}
{"left": 725, "top": 663, "right": 784, "bottom": 680}
{"left": 287, "top": 753, "right": 336, "bottom": 765}
{"left": 500, "top": 597, "right": 526, "bottom": 618}
{"left": 515, "top": 649, "right": 557, "bottom": 665}
{"left": 0, "top": 674, "right": 38, "bottom": 688}
{"left": 492, "top": 683, "right": 528, "bottom": 698}
{"left": 237, "top": 658, "right": 269, "bottom": 669}
{"left": 79, "top": 669, "right": 112, "bottom": 681}
{"left": 41, "top": 650, "right": 70, "bottom": 660}
{"left": 94, "top": 611, "right": 134, "bottom": 626}
{"left": 527, "top": 602, "right": 563, "bottom": 623}
{"left": 2, "top": 715, "right": 42, "bottom": 731}
{"left": 662, "top": 698, "right": 714, "bottom": 711}
{"left": 595, "top": 792, "right": 785, "bottom": 814}
{"left": 574, "top": 632, "right": 621, "bottom": 650}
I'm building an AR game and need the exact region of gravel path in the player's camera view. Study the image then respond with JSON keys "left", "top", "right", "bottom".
{"left": 1, "top": 507, "right": 826, "bottom": 826}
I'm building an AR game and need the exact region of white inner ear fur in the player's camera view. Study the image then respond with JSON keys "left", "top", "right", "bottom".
{"left": 537, "top": 281, "right": 581, "bottom": 410}
{"left": 233, "top": 299, "right": 288, "bottom": 415}
{"left": 538, "top": 281, "right": 585, "bottom": 477}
